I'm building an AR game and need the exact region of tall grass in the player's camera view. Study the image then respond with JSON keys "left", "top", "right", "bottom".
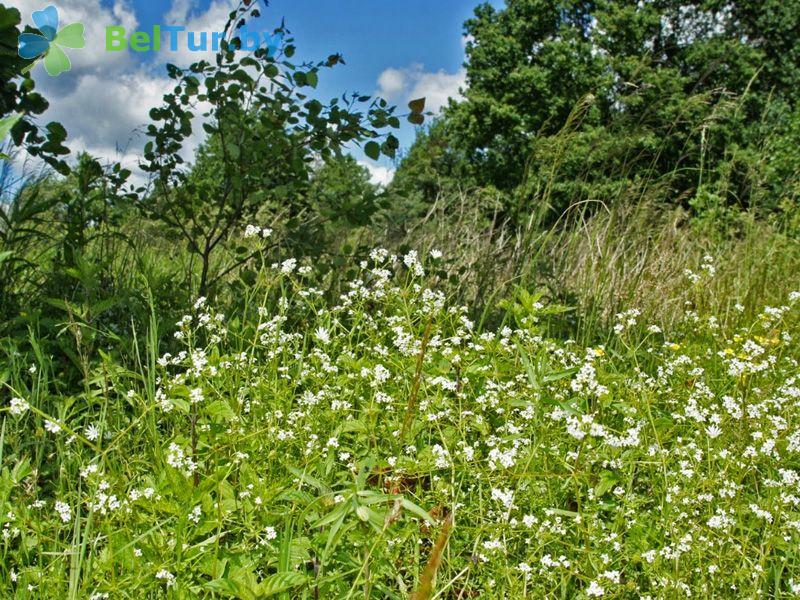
{"left": 386, "top": 189, "right": 800, "bottom": 343}
{"left": 542, "top": 202, "right": 800, "bottom": 342}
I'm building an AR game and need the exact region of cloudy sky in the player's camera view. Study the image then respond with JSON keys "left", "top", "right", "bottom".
{"left": 9, "top": 0, "right": 498, "bottom": 185}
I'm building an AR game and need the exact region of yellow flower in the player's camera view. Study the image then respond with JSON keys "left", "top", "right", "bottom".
{"left": 669, "top": 343, "right": 681, "bottom": 351}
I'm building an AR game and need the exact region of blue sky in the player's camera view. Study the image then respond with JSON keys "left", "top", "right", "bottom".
{"left": 11, "top": 0, "right": 500, "bottom": 185}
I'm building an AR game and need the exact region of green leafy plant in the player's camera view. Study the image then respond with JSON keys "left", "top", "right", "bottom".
{"left": 142, "top": 1, "right": 412, "bottom": 296}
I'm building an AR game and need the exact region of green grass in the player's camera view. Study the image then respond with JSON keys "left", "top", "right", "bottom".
{"left": 1, "top": 249, "right": 800, "bottom": 598}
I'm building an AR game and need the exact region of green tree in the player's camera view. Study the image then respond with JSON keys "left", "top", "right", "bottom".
{"left": 308, "top": 154, "right": 378, "bottom": 227}
{"left": 142, "top": 2, "right": 409, "bottom": 295}
{"left": 397, "top": 0, "right": 800, "bottom": 221}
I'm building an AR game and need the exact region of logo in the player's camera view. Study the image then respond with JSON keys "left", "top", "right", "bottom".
{"left": 18, "top": 5, "right": 85, "bottom": 77}
{"left": 105, "top": 25, "right": 283, "bottom": 56}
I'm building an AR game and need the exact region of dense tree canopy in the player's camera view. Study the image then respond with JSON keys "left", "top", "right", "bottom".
{"left": 394, "top": 0, "right": 800, "bottom": 220}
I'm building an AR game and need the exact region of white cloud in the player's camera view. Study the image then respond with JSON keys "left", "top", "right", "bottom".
{"left": 164, "top": 0, "right": 195, "bottom": 23}
{"left": 376, "top": 64, "right": 465, "bottom": 114}
{"left": 45, "top": 72, "right": 167, "bottom": 150}
{"left": 376, "top": 68, "right": 408, "bottom": 99}
{"left": 408, "top": 68, "right": 466, "bottom": 114}
{"left": 359, "top": 161, "right": 395, "bottom": 187}
{"left": 43, "top": 69, "right": 173, "bottom": 181}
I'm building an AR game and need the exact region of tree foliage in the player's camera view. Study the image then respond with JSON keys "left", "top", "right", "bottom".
{"left": 142, "top": 2, "right": 407, "bottom": 295}
{"left": 395, "top": 0, "right": 800, "bottom": 221}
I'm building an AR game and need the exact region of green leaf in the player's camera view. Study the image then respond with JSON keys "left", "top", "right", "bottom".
{"left": 407, "top": 97, "right": 425, "bottom": 113}
{"left": 206, "top": 400, "right": 236, "bottom": 422}
{"left": 288, "top": 537, "right": 311, "bottom": 567}
{"left": 595, "top": 470, "right": 618, "bottom": 497}
{"left": 364, "top": 141, "right": 380, "bottom": 161}
{"left": 0, "top": 113, "right": 22, "bottom": 142}
{"left": 44, "top": 297, "right": 80, "bottom": 315}
{"left": 279, "top": 518, "right": 292, "bottom": 573}
{"left": 225, "top": 141, "right": 241, "bottom": 160}
{"left": 399, "top": 497, "right": 437, "bottom": 525}
{"left": 204, "top": 578, "right": 257, "bottom": 600}
{"left": 357, "top": 505, "right": 386, "bottom": 531}
{"left": 547, "top": 507, "right": 580, "bottom": 518}
{"left": 305, "top": 71, "right": 318, "bottom": 88}
{"left": 169, "top": 397, "right": 190, "bottom": 414}
{"left": 256, "top": 572, "right": 308, "bottom": 597}
{"left": 312, "top": 500, "right": 349, "bottom": 529}
{"left": 285, "top": 466, "right": 331, "bottom": 494}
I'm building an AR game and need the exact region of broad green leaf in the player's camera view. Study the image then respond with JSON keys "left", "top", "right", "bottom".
{"left": 543, "top": 367, "right": 577, "bottom": 383}
{"left": 91, "top": 297, "right": 120, "bottom": 316}
{"left": 206, "top": 400, "right": 236, "bottom": 421}
{"left": 285, "top": 466, "right": 331, "bottom": 494}
{"left": 407, "top": 97, "right": 425, "bottom": 113}
{"left": 256, "top": 572, "right": 308, "bottom": 597}
{"left": 311, "top": 500, "right": 349, "bottom": 529}
{"left": 225, "top": 141, "right": 241, "bottom": 160}
{"left": 595, "top": 470, "right": 618, "bottom": 497}
{"left": 364, "top": 141, "right": 380, "bottom": 161}
{"left": 289, "top": 537, "right": 311, "bottom": 566}
{"left": 323, "top": 515, "right": 353, "bottom": 564}
{"left": 547, "top": 508, "right": 579, "bottom": 518}
{"left": 204, "top": 578, "right": 257, "bottom": 600}
{"left": 399, "top": 497, "right": 437, "bottom": 525}
{"left": 279, "top": 518, "right": 292, "bottom": 573}
{"left": 335, "top": 419, "right": 367, "bottom": 435}
{"left": 0, "top": 113, "right": 22, "bottom": 142}
{"left": 44, "top": 297, "right": 81, "bottom": 315}
{"left": 357, "top": 505, "right": 386, "bottom": 531}
{"left": 169, "top": 397, "right": 190, "bottom": 414}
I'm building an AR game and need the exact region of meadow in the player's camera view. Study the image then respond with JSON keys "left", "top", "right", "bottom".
{"left": 2, "top": 232, "right": 800, "bottom": 598}
{"left": 2, "top": 0, "right": 800, "bottom": 597}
